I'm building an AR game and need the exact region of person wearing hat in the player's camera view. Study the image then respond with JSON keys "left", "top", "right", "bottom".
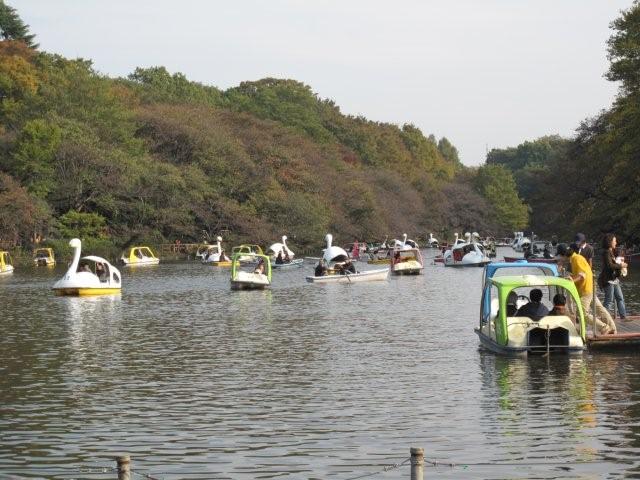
{"left": 556, "top": 243, "right": 616, "bottom": 335}
{"left": 575, "top": 233, "right": 594, "bottom": 267}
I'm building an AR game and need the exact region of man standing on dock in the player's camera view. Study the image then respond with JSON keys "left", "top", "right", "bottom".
{"left": 575, "top": 233, "right": 594, "bottom": 267}
{"left": 556, "top": 243, "right": 616, "bottom": 335}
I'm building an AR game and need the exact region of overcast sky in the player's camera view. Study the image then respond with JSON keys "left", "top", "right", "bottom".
{"left": 18, "top": 0, "right": 631, "bottom": 165}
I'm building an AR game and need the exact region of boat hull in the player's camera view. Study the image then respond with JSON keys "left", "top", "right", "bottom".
{"left": 503, "top": 256, "right": 557, "bottom": 264}
{"left": 272, "top": 258, "right": 304, "bottom": 269}
{"left": 475, "top": 328, "right": 584, "bottom": 355}
{"left": 0, "top": 266, "right": 14, "bottom": 275}
{"left": 445, "top": 260, "right": 491, "bottom": 267}
{"left": 209, "top": 261, "right": 232, "bottom": 267}
{"left": 392, "top": 261, "right": 423, "bottom": 275}
{"left": 122, "top": 258, "right": 160, "bottom": 266}
{"left": 306, "top": 268, "right": 389, "bottom": 283}
{"left": 230, "top": 281, "right": 269, "bottom": 290}
{"left": 53, "top": 287, "right": 121, "bottom": 296}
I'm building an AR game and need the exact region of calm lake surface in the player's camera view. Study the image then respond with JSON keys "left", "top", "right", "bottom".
{"left": 3, "top": 247, "right": 640, "bottom": 479}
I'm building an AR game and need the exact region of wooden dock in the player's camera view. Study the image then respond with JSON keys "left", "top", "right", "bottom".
{"left": 587, "top": 315, "right": 640, "bottom": 350}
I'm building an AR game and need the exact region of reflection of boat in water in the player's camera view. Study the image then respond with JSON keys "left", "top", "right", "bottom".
{"left": 53, "top": 238, "right": 122, "bottom": 296}
{"left": 121, "top": 246, "right": 160, "bottom": 266}
{"left": 476, "top": 265, "right": 586, "bottom": 355}
{"left": 391, "top": 247, "right": 424, "bottom": 275}
{"left": 202, "top": 236, "right": 231, "bottom": 266}
{"left": 0, "top": 251, "right": 14, "bottom": 274}
{"left": 230, "top": 252, "right": 271, "bottom": 290}
{"left": 306, "top": 234, "right": 388, "bottom": 283}
{"left": 33, "top": 248, "right": 56, "bottom": 266}
{"left": 443, "top": 232, "right": 491, "bottom": 267}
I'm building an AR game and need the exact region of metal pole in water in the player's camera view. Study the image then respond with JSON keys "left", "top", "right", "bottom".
{"left": 410, "top": 447, "right": 424, "bottom": 480}
{"left": 116, "top": 455, "right": 131, "bottom": 480}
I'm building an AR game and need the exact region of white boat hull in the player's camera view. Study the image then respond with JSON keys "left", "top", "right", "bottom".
{"left": 475, "top": 316, "right": 585, "bottom": 355}
{"left": 231, "top": 271, "right": 270, "bottom": 290}
{"left": 0, "top": 266, "right": 14, "bottom": 275}
{"left": 272, "top": 258, "right": 304, "bottom": 269}
{"left": 306, "top": 268, "right": 389, "bottom": 283}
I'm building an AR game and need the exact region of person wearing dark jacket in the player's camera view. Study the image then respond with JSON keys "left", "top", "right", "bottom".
{"left": 598, "top": 233, "right": 629, "bottom": 320}
{"left": 515, "top": 288, "right": 550, "bottom": 321}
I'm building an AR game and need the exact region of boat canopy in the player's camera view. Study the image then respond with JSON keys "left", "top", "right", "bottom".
{"left": 484, "top": 261, "right": 558, "bottom": 281}
{"left": 232, "top": 244, "right": 264, "bottom": 255}
{"left": 0, "top": 251, "right": 11, "bottom": 266}
{"left": 481, "top": 264, "right": 560, "bottom": 324}
{"left": 486, "top": 275, "right": 586, "bottom": 346}
{"left": 231, "top": 252, "right": 272, "bottom": 282}
{"left": 125, "top": 246, "right": 157, "bottom": 261}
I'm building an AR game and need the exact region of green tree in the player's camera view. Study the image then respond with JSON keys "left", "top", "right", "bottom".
{"left": 607, "top": 0, "right": 640, "bottom": 94}
{"left": 0, "top": 1, "right": 37, "bottom": 48}
{"left": 475, "top": 164, "right": 529, "bottom": 230}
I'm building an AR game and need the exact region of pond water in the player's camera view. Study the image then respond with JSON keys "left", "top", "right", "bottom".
{"left": 2, "top": 247, "right": 640, "bottom": 479}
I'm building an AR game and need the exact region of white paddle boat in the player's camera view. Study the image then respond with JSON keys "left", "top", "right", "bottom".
{"left": 52, "top": 238, "right": 122, "bottom": 296}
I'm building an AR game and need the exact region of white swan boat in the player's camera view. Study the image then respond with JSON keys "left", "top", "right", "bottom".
{"left": 121, "top": 246, "right": 160, "bottom": 266}
{"left": 268, "top": 235, "right": 302, "bottom": 268}
{"left": 393, "top": 233, "right": 419, "bottom": 249}
{"left": 230, "top": 252, "right": 271, "bottom": 290}
{"left": 443, "top": 232, "right": 491, "bottom": 267}
{"left": 511, "top": 232, "right": 531, "bottom": 252}
{"left": 426, "top": 233, "right": 439, "bottom": 248}
{"left": 0, "top": 251, "right": 14, "bottom": 275}
{"left": 202, "top": 236, "right": 231, "bottom": 266}
{"left": 306, "top": 234, "right": 389, "bottom": 283}
{"left": 52, "top": 238, "right": 122, "bottom": 295}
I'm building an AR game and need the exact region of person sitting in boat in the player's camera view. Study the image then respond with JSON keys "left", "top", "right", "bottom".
{"left": 342, "top": 259, "right": 356, "bottom": 274}
{"left": 524, "top": 244, "right": 533, "bottom": 259}
{"left": 543, "top": 244, "right": 553, "bottom": 259}
{"left": 254, "top": 259, "right": 265, "bottom": 275}
{"left": 394, "top": 251, "right": 401, "bottom": 264}
{"left": 95, "top": 262, "right": 108, "bottom": 282}
{"left": 284, "top": 252, "right": 291, "bottom": 263}
{"left": 275, "top": 251, "right": 284, "bottom": 265}
{"left": 79, "top": 262, "right": 91, "bottom": 273}
{"left": 506, "top": 290, "right": 519, "bottom": 317}
{"left": 219, "top": 250, "right": 230, "bottom": 262}
{"left": 515, "top": 288, "right": 549, "bottom": 321}
{"left": 314, "top": 259, "right": 328, "bottom": 277}
{"left": 549, "top": 293, "right": 567, "bottom": 316}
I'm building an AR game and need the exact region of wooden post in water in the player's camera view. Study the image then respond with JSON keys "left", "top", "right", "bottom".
{"left": 116, "top": 455, "right": 131, "bottom": 480}
{"left": 410, "top": 447, "right": 424, "bottom": 480}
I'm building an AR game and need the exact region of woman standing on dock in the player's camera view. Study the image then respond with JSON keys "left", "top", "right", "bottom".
{"left": 599, "top": 234, "right": 629, "bottom": 320}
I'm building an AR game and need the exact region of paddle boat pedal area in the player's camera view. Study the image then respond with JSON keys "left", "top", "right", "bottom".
{"left": 230, "top": 253, "right": 271, "bottom": 290}
{"left": 476, "top": 274, "right": 586, "bottom": 355}
{"left": 33, "top": 248, "right": 56, "bottom": 267}
{"left": 0, "top": 251, "right": 14, "bottom": 275}
{"left": 121, "top": 246, "right": 159, "bottom": 266}
{"left": 53, "top": 238, "right": 122, "bottom": 296}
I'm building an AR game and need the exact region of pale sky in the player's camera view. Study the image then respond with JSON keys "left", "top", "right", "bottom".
{"left": 18, "top": 0, "right": 631, "bottom": 165}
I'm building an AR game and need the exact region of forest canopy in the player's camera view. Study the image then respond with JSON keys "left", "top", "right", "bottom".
{"left": 0, "top": 2, "right": 525, "bottom": 253}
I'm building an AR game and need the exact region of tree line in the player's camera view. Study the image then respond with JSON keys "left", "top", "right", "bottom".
{"left": 0, "top": 1, "right": 526, "bottom": 255}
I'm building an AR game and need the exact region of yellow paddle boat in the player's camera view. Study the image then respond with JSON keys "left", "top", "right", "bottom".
{"left": 230, "top": 252, "right": 272, "bottom": 290}
{"left": 0, "top": 251, "right": 14, "bottom": 275}
{"left": 52, "top": 238, "right": 122, "bottom": 296}
{"left": 121, "top": 246, "right": 160, "bottom": 266}
{"left": 33, "top": 247, "right": 56, "bottom": 267}
{"left": 231, "top": 244, "right": 264, "bottom": 263}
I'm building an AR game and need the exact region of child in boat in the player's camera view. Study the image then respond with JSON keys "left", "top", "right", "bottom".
{"left": 549, "top": 293, "right": 567, "bottom": 316}
{"left": 254, "top": 259, "right": 265, "bottom": 275}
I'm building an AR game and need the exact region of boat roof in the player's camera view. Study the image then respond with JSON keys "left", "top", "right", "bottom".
{"left": 485, "top": 261, "right": 558, "bottom": 278}
{"left": 82, "top": 255, "right": 111, "bottom": 264}
{"left": 491, "top": 274, "right": 573, "bottom": 289}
